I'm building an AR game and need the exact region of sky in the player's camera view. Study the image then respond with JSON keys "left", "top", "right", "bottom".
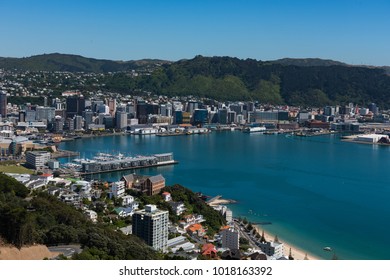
{"left": 1, "top": 0, "right": 390, "bottom": 66}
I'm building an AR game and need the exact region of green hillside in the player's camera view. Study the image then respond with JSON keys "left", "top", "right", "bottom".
{"left": 0, "top": 53, "right": 170, "bottom": 72}
{"left": 134, "top": 55, "right": 390, "bottom": 108}
{"left": 0, "top": 173, "right": 159, "bottom": 260}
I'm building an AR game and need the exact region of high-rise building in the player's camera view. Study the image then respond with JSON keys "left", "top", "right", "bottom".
{"left": 36, "top": 106, "right": 56, "bottom": 122}
{"left": 66, "top": 95, "right": 85, "bottom": 118}
{"left": 107, "top": 98, "right": 116, "bottom": 116}
{"left": 218, "top": 108, "right": 228, "bottom": 124}
{"left": 0, "top": 91, "right": 7, "bottom": 118}
{"left": 116, "top": 111, "right": 128, "bottom": 130}
{"left": 26, "top": 151, "right": 51, "bottom": 169}
{"left": 192, "top": 109, "right": 209, "bottom": 126}
{"left": 132, "top": 204, "right": 169, "bottom": 251}
{"left": 221, "top": 227, "right": 240, "bottom": 250}
{"left": 83, "top": 110, "right": 93, "bottom": 129}
{"left": 74, "top": 115, "right": 83, "bottom": 130}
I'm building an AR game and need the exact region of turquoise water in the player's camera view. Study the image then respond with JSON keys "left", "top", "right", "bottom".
{"left": 59, "top": 132, "right": 390, "bottom": 260}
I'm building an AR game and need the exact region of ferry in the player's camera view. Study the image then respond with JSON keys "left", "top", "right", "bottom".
{"left": 243, "top": 126, "right": 266, "bottom": 133}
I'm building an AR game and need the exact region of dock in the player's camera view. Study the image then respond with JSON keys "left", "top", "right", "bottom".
{"left": 80, "top": 160, "right": 179, "bottom": 176}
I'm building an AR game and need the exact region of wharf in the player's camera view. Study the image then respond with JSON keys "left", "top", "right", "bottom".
{"left": 79, "top": 160, "right": 179, "bottom": 176}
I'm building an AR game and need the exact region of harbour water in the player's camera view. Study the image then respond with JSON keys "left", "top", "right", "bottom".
{"left": 60, "top": 132, "right": 390, "bottom": 260}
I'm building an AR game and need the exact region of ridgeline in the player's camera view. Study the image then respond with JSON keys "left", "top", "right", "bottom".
{"left": 2, "top": 53, "right": 390, "bottom": 108}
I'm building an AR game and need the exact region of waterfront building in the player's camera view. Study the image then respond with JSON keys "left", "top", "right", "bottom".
{"left": 182, "top": 112, "right": 191, "bottom": 124}
{"left": 53, "top": 116, "right": 64, "bottom": 133}
{"left": 218, "top": 108, "right": 228, "bottom": 124}
{"left": 74, "top": 115, "right": 83, "bottom": 130}
{"left": 258, "top": 239, "right": 284, "bottom": 259}
{"left": 192, "top": 109, "right": 209, "bottom": 126}
{"left": 356, "top": 134, "right": 389, "bottom": 143}
{"left": 132, "top": 204, "right": 169, "bottom": 251}
{"left": 83, "top": 110, "right": 93, "bottom": 129}
{"left": 221, "top": 227, "right": 240, "bottom": 250}
{"left": 115, "top": 111, "right": 128, "bottom": 130}
{"left": 254, "top": 110, "right": 289, "bottom": 123}
{"left": 173, "top": 110, "right": 183, "bottom": 124}
{"left": 0, "top": 91, "right": 7, "bottom": 118}
{"left": 26, "top": 151, "right": 51, "bottom": 169}
{"left": 227, "top": 111, "right": 236, "bottom": 124}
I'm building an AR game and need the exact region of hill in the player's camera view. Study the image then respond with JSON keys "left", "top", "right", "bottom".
{"left": 135, "top": 55, "right": 390, "bottom": 108}
{"left": 0, "top": 53, "right": 170, "bottom": 72}
{"left": 270, "top": 57, "right": 348, "bottom": 67}
{"left": 0, "top": 173, "right": 159, "bottom": 260}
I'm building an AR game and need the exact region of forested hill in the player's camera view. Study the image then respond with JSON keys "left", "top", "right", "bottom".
{"left": 137, "top": 55, "right": 390, "bottom": 108}
{"left": 2, "top": 53, "right": 390, "bottom": 107}
{"left": 0, "top": 173, "right": 159, "bottom": 260}
{"left": 0, "top": 53, "right": 170, "bottom": 72}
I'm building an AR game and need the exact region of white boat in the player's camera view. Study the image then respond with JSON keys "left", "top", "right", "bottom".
{"left": 243, "top": 126, "right": 266, "bottom": 133}
{"left": 323, "top": 247, "right": 332, "bottom": 251}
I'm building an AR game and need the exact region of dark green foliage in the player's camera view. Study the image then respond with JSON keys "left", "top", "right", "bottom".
{"left": 0, "top": 174, "right": 159, "bottom": 259}
{"left": 163, "top": 184, "right": 226, "bottom": 235}
{"left": 0, "top": 173, "right": 30, "bottom": 198}
{"left": 139, "top": 56, "right": 390, "bottom": 107}
{"left": 0, "top": 53, "right": 170, "bottom": 73}
{"left": 8, "top": 96, "right": 45, "bottom": 106}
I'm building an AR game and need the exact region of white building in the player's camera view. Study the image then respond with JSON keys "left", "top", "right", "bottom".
{"left": 110, "top": 181, "right": 125, "bottom": 198}
{"left": 356, "top": 134, "right": 389, "bottom": 143}
{"left": 25, "top": 151, "right": 51, "bottom": 169}
{"left": 122, "top": 195, "right": 135, "bottom": 206}
{"left": 259, "top": 240, "right": 284, "bottom": 259}
{"left": 84, "top": 210, "right": 98, "bottom": 223}
{"left": 132, "top": 204, "right": 169, "bottom": 251}
{"left": 221, "top": 227, "right": 240, "bottom": 250}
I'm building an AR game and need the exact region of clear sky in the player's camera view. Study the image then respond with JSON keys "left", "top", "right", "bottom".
{"left": 1, "top": 0, "right": 389, "bottom": 65}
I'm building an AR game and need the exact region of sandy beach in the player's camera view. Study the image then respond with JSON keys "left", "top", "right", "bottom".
{"left": 253, "top": 224, "right": 321, "bottom": 260}
{"left": 207, "top": 196, "right": 321, "bottom": 260}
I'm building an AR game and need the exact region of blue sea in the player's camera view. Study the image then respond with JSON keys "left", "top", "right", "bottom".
{"left": 59, "top": 132, "right": 390, "bottom": 260}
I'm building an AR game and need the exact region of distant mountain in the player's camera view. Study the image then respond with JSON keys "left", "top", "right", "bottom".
{"left": 0, "top": 53, "right": 171, "bottom": 72}
{"left": 270, "top": 57, "right": 348, "bottom": 67}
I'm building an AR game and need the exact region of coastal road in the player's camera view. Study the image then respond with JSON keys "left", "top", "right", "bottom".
{"left": 234, "top": 220, "right": 260, "bottom": 250}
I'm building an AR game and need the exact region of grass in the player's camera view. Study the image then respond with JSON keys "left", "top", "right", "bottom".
{"left": 0, "top": 165, "right": 34, "bottom": 174}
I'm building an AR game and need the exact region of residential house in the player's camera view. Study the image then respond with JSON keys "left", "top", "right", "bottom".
{"left": 201, "top": 243, "right": 218, "bottom": 259}
{"left": 187, "top": 223, "right": 206, "bottom": 237}
{"left": 84, "top": 209, "right": 98, "bottom": 223}
{"left": 168, "top": 201, "right": 186, "bottom": 215}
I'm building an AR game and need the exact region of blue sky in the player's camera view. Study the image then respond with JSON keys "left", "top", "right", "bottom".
{"left": 1, "top": 0, "right": 389, "bottom": 65}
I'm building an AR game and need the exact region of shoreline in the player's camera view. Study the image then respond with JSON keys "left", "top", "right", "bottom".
{"left": 207, "top": 196, "right": 322, "bottom": 260}
{"left": 252, "top": 224, "right": 322, "bottom": 260}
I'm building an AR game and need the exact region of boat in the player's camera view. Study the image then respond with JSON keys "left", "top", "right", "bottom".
{"left": 243, "top": 126, "right": 266, "bottom": 133}
{"left": 323, "top": 247, "right": 332, "bottom": 251}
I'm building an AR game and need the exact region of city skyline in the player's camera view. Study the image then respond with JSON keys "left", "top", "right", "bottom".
{"left": 1, "top": 0, "right": 390, "bottom": 66}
